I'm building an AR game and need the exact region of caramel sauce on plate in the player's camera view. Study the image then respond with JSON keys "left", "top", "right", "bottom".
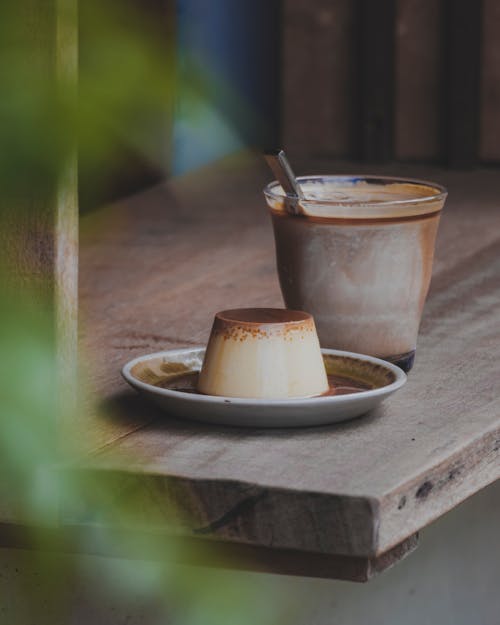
{"left": 155, "top": 372, "right": 371, "bottom": 398}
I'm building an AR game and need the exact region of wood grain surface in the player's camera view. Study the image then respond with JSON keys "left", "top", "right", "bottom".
{"left": 283, "top": 0, "right": 357, "bottom": 159}
{"left": 283, "top": 0, "right": 500, "bottom": 166}
{"left": 78, "top": 154, "right": 500, "bottom": 575}
{"left": 0, "top": 522, "right": 418, "bottom": 582}
{"left": 395, "top": 0, "right": 444, "bottom": 161}
{"left": 444, "top": 0, "right": 483, "bottom": 168}
{"left": 480, "top": 0, "right": 500, "bottom": 161}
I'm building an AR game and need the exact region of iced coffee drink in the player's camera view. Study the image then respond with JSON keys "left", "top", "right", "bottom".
{"left": 264, "top": 176, "right": 447, "bottom": 371}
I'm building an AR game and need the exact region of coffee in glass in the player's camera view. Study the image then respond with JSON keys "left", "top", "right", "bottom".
{"left": 264, "top": 176, "right": 447, "bottom": 372}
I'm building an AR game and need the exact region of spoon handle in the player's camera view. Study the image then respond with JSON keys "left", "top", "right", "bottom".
{"left": 264, "top": 149, "right": 304, "bottom": 215}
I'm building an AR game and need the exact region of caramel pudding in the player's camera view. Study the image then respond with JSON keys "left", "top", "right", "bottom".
{"left": 197, "top": 308, "right": 329, "bottom": 399}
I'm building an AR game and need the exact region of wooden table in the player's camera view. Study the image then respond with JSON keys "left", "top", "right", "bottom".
{"left": 77, "top": 154, "right": 500, "bottom": 581}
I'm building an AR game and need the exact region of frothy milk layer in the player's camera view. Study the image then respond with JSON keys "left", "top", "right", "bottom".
{"left": 266, "top": 177, "right": 445, "bottom": 220}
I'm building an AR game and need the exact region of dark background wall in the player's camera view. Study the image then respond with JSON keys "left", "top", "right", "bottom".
{"left": 173, "top": 0, "right": 281, "bottom": 175}
{"left": 80, "top": 0, "right": 498, "bottom": 210}
{"left": 284, "top": 0, "right": 494, "bottom": 167}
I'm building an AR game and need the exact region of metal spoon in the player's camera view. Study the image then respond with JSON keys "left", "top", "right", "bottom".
{"left": 264, "top": 149, "right": 304, "bottom": 216}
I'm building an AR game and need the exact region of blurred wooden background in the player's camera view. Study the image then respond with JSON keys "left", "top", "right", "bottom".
{"left": 81, "top": 0, "right": 497, "bottom": 209}
{"left": 284, "top": 0, "right": 492, "bottom": 167}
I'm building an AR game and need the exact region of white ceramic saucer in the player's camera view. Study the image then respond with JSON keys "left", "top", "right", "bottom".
{"left": 121, "top": 347, "right": 406, "bottom": 428}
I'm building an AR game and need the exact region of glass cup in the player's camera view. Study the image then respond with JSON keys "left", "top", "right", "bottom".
{"left": 264, "top": 175, "right": 447, "bottom": 372}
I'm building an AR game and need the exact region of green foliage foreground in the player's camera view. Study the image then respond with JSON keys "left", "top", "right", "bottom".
{"left": 0, "top": 1, "right": 293, "bottom": 622}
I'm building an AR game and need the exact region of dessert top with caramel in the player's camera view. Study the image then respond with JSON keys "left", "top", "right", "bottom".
{"left": 212, "top": 308, "right": 315, "bottom": 340}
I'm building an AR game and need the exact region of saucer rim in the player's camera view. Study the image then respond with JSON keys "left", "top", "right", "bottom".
{"left": 121, "top": 347, "right": 407, "bottom": 405}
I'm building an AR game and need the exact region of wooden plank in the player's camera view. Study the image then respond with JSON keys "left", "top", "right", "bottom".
{"left": 0, "top": 0, "right": 78, "bottom": 422}
{"left": 0, "top": 522, "right": 418, "bottom": 582}
{"left": 282, "top": 0, "right": 357, "bottom": 159}
{"left": 254, "top": 0, "right": 283, "bottom": 149}
{"left": 480, "top": 0, "right": 500, "bottom": 162}
{"left": 55, "top": 0, "right": 79, "bottom": 423}
{"left": 0, "top": 0, "right": 78, "bottom": 524}
{"left": 77, "top": 157, "right": 500, "bottom": 568}
{"left": 78, "top": 153, "right": 283, "bottom": 452}
{"left": 395, "top": 0, "right": 444, "bottom": 162}
{"left": 443, "top": 0, "right": 483, "bottom": 168}
{"left": 356, "top": 0, "right": 396, "bottom": 162}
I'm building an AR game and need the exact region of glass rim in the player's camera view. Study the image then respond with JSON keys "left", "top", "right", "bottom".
{"left": 263, "top": 174, "right": 448, "bottom": 208}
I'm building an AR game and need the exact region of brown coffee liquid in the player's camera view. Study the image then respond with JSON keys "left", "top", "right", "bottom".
{"left": 321, "top": 374, "right": 371, "bottom": 396}
{"left": 154, "top": 372, "right": 371, "bottom": 397}
{"left": 267, "top": 179, "right": 444, "bottom": 223}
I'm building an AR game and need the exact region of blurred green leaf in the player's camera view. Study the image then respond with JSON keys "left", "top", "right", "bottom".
{"left": 0, "top": 1, "right": 290, "bottom": 623}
